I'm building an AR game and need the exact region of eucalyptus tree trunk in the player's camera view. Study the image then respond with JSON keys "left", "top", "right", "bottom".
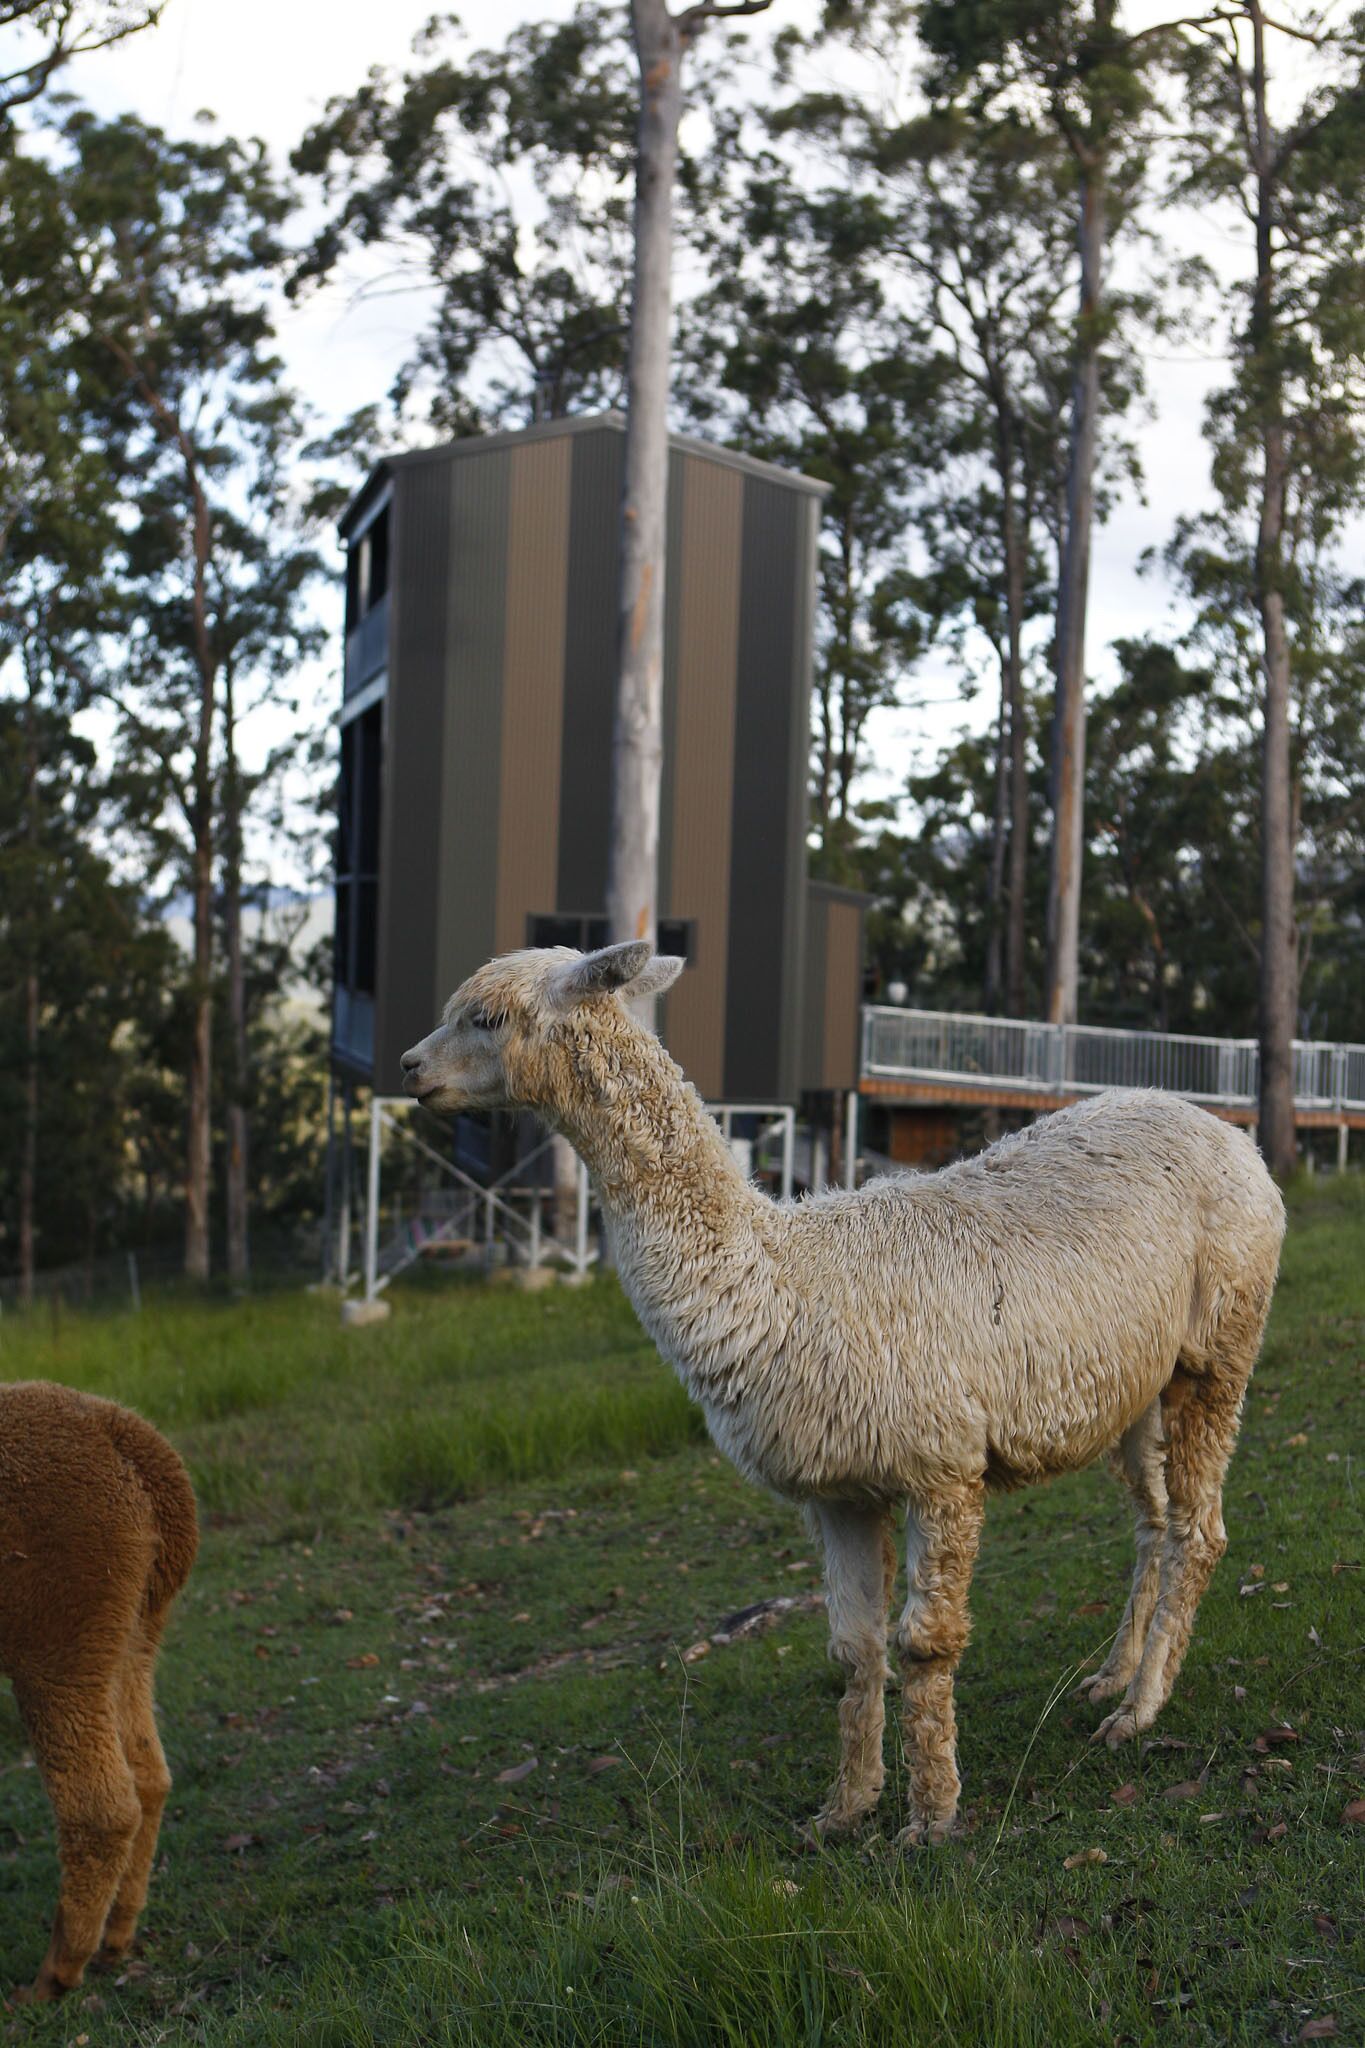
{"left": 1044, "top": 159, "right": 1104, "bottom": 1028}
{"left": 1248, "top": 0, "right": 1297, "bottom": 1176}
{"left": 222, "top": 661, "right": 249, "bottom": 1287}
{"left": 18, "top": 662, "right": 38, "bottom": 1308}
{"left": 608, "top": 0, "right": 685, "bottom": 971}
{"left": 609, "top": 0, "right": 772, "bottom": 996}
{"left": 995, "top": 400, "right": 1030, "bottom": 1019}
{"left": 984, "top": 670, "right": 1009, "bottom": 1014}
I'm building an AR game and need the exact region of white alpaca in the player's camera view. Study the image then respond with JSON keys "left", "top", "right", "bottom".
{"left": 402, "top": 943, "right": 1285, "bottom": 1846}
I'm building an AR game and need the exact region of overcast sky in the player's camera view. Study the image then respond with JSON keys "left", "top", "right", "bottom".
{"left": 66, "top": 0, "right": 1256, "bottom": 797}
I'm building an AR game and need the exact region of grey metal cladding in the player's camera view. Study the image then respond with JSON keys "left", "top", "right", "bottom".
{"left": 374, "top": 462, "right": 449, "bottom": 1086}
{"left": 435, "top": 449, "right": 511, "bottom": 1005}
{"left": 724, "top": 476, "right": 805, "bottom": 1101}
{"left": 557, "top": 427, "right": 623, "bottom": 912}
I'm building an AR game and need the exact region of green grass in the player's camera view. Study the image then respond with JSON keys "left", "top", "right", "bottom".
{"left": 0, "top": 1177, "right": 1361, "bottom": 2045}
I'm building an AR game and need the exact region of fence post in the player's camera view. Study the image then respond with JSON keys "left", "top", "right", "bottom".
{"left": 364, "top": 1096, "right": 383, "bottom": 1304}
{"left": 127, "top": 1251, "right": 141, "bottom": 1314}
{"left": 1338, "top": 1123, "right": 1349, "bottom": 1175}
{"left": 529, "top": 1185, "right": 542, "bottom": 1270}
{"left": 780, "top": 1108, "right": 795, "bottom": 1202}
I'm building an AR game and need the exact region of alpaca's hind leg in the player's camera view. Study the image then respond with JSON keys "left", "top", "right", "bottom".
{"left": 1095, "top": 1352, "right": 1250, "bottom": 1748}
{"left": 100, "top": 1630, "right": 172, "bottom": 1958}
{"left": 12, "top": 1681, "right": 141, "bottom": 2001}
{"left": 1081, "top": 1401, "right": 1168, "bottom": 1705}
{"left": 894, "top": 1482, "right": 983, "bottom": 1848}
{"left": 809, "top": 1502, "right": 895, "bottom": 1839}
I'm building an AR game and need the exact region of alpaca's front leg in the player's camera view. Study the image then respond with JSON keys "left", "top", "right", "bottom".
{"left": 894, "top": 1483, "right": 983, "bottom": 1848}
{"left": 808, "top": 1502, "right": 896, "bottom": 1840}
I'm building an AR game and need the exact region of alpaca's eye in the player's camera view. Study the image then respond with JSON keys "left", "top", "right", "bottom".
{"left": 466, "top": 1008, "right": 494, "bottom": 1033}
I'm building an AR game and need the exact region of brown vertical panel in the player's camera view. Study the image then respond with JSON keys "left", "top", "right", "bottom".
{"left": 494, "top": 436, "right": 572, "bottom": 951}
{"left": 660, "top": 456, "right": 743, "bottom": 1098}
{"left": 822, "top": 901, "right": 862, "bottom": 1089}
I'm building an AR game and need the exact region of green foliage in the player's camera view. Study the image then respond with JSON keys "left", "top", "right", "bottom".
{"left": 291, "top": 4, "right": 641, "bottom": 430}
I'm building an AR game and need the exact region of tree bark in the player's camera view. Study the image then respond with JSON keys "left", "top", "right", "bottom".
{"left": 608, "top": 0, "right": 685, "bottom": 986}
{"left": 223, "top": 661, "right": 249, "bottom": 1286}
{"left": 1249, "top": 1, "right": 1297, "bottom": 1176}
{"left": 998, "top": 405, "right": 1030, "bottom": 1018}
{"left": 984, "top": 654, "right": 1009, "bottom": 1013}
{"left": 609, "top": 0, "right": 771, "bottom": 999}
{"left": 98, "top": 334, "right": 217, "bottom": 1277}
{"left": 1044, "top": 157, "right": 1105, "bottom": 1028}
{"left": 183, "top": 450, "right": 216, "bottom": 1282}
{"left": 18, "top": 661, "right": 39, "bottom": 1308}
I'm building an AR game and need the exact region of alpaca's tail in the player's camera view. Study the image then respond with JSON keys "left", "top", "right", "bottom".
{"left": 102, "top": 1403, "right": 200, "bottom": 1616}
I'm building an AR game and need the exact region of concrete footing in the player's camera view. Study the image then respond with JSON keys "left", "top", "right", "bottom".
{"left": 341, "top": 1297, "right": 392, "bottom": 1328}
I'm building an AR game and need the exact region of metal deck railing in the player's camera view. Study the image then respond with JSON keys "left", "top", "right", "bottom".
{"left": 861, "top": 1007, "right": 1365, "bottom": 1114}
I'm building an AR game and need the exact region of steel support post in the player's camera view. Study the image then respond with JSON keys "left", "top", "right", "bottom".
{"left": 363, "top": 1095, "right": 383, "bottom": 1303}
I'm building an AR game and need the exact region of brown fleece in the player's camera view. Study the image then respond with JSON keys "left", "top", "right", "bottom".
{"left": 0, "top": 1381, "right": 197, "bottom": 2003}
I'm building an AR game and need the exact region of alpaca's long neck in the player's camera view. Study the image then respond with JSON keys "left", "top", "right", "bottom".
{"left": 549, "top": 1014, "right": 785, "bottom": 1394}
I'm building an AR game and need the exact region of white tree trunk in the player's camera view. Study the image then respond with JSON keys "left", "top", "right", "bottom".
{"left": 608, "top": 0, "right": 685, "bottom": 997}
{"left": 1044, "top": 164, "right": 1105, "bottom": 1030}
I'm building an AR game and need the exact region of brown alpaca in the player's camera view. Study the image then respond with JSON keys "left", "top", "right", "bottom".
{"left": 0, "top": 1381, "right": 197, "bottom": 2003}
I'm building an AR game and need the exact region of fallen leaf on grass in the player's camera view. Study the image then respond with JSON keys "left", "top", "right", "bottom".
{"left": 1254, "top": 1726, "right": 1300, "bottom": 1751}
{"left": 1063, "top": 1847, "right": 1107, "bottom": 1869}
{"left": 346, "top": 1653, "right": 380, "bottom": 1669}
{"left": 587, "top": 1756, "right": 622, "bottom": 1775}
{"left": 1110, "top": 1783, "right": 1139, "bottom": 1807}
{"left": 1283, "top": 1432, "right": 1309, "bottom": 1448}
{"left": 1341, "top": 1799, "right": 1365, "bottom": 1825}
{"left": 223, "top": 1832, "right": 262, "bottom": 1854}
{"left": 1053, "top": 1914, "right": 1091, "bottom": 1939}
{"left": 1073, "top": 1600, "right": 1109, "bottom": 1617}
{"left": 494, "top": 1758, "right": 538, "bottom": 1785}
{"left": 1162, "top": 1779, "right": 1205, "bottom": 1802}
{"left": 681, "top": 1640, "right": 711, "bottom": 1664}
{"left": 1299, "top": 2020, "right": 1338, "bottom": 2042}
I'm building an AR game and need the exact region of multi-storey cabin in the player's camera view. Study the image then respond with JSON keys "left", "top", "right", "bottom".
{"left": 333, "top": 412, "right": 864, "bottom": 1110}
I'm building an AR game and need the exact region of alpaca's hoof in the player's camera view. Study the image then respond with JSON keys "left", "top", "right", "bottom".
{"left": 894, "top": 1814, "right": 957, "bottom": 1850}
{"left": 12, "top": 1976, "right": 62, "bottom": 2006}
{"left": 804, "top": 1801, "right": 872, "bottom": 1846}
{"left": 1092, "top": 1704, "right": 1140, "bottom": 1748}
{"left": 1079, "top": 1669, "right": 1129, "bottom": 1705}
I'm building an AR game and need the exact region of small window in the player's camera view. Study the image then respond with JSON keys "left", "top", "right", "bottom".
{"left": 345, "top": 502, "right": 391, "bottom": 630}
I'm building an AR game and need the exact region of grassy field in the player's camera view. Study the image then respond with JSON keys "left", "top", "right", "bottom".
{"left": 0, "top": 1176, "right": 1361, "bottom": 2045}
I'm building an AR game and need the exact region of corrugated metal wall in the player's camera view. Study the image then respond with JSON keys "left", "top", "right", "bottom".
{"left": 350, "top": 415, "right": 851, "bottom": 1102}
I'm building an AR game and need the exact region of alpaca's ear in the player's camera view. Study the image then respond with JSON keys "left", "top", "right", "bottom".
{"left": 549, "top": 940, "right": 653, "bottom": 1007}
{"left": 630, "top": 953, "right": 684, "bottom": 998}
